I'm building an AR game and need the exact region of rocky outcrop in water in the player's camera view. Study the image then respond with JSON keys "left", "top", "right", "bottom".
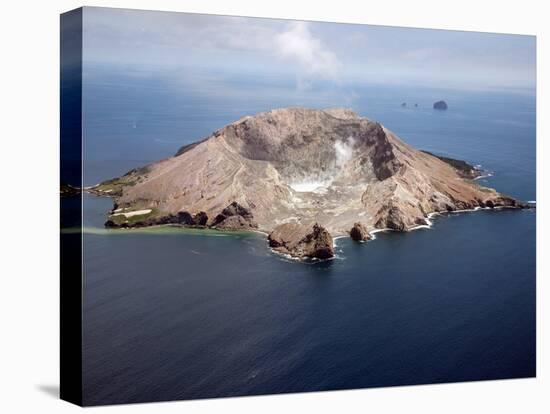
{"left": 349, "top": 222, "right": 371, "bottom": 241}
{"left": 433, "top": 100, "right": 448, "bottom": 110}
{"left": 268, "top": 223, "right": 334, "bottom": 259}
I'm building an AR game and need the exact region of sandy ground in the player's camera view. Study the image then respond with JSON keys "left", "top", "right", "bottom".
{"left": 111, "top": 209, "right": 152, "bottom": 218}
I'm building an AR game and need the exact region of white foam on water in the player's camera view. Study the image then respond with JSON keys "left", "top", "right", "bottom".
{"left": 474, "top": 173, "right": 493, "bottom": 180}
{"left": 407, "top": 219, "right": 433, "bottom": 231}
{"left": 333, "top": 235, "right": 348, "bottom": 248}
{"left": 269, "top": 247, "right": 337, "bottom": 264}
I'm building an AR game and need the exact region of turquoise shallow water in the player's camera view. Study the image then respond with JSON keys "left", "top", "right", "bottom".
{"left": 77, "top": 71, "right": 535, "bottom": 405}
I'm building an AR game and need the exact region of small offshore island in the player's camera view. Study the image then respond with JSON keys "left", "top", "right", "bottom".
{"left": 88, "top": 108, "right": 532, "bottom": 260}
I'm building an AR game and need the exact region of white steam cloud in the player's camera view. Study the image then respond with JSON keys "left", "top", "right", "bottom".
{"left": 275, "top": 22, "right": 341, "bottom": 82}
{"left": 289, "top": 137, "right": 356, "bottom": 193}
{"left": 334, "top": 137, "right": 355, "bottom": 167}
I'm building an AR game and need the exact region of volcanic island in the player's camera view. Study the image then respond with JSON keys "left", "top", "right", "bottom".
{"left": 88, "top": 108, "right": 531, "bottom": 259}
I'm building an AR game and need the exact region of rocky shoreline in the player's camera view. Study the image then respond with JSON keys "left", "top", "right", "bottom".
{"left": 420, "top": 150, "right": 485, "bottom": 180}
{"left": 97, "top": 194, "right": 532, "bottom": 260}
{"left": 72, "top": 184, "right": 534, "bottom": 260}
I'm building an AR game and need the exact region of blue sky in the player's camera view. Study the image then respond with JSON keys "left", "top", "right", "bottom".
{"left": 82, "top": 7, "right": 536, "bottom": 93}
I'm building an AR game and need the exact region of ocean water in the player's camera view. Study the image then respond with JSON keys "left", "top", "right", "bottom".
{"left": 78, "top": 68, "right": 536, "bottom": 405}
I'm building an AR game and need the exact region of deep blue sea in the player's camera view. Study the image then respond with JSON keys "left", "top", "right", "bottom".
{"left": 78, "top": 66, "right": 536, "bottom": 405}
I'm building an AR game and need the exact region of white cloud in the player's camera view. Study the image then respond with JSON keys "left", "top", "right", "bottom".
{"left": 274, "top": 22, "right": 341, "bottom": 82}
{"left": 84, "top": 8, "right": 535, "bottom": 92}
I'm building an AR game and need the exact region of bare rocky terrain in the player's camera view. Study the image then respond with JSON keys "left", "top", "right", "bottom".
{"left": 94, "top": 107, "right": 529, "bottom": 259}
{"left": 268, "top": 223, "right": 334, "bottom": 259}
